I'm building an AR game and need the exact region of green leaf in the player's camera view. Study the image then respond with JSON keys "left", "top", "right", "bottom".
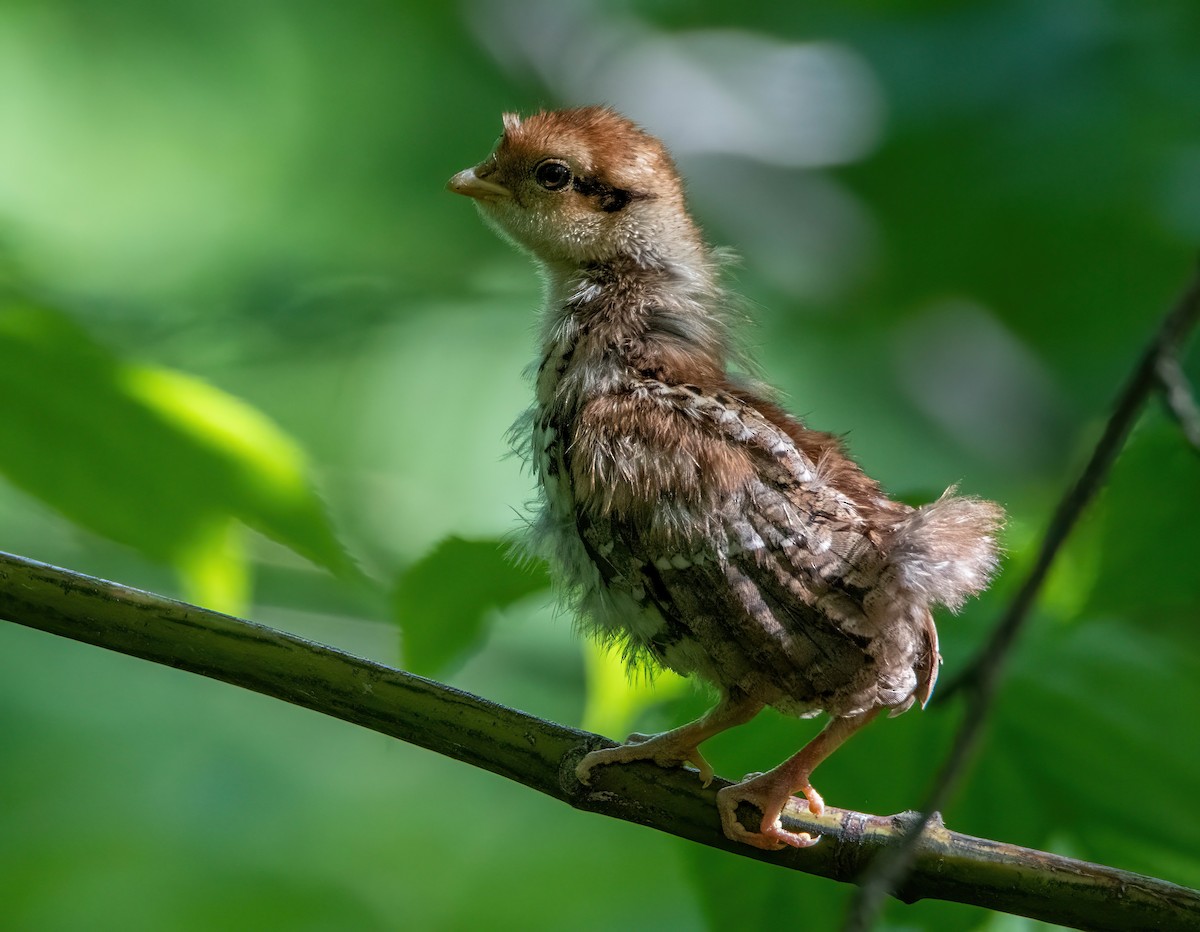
{"left": 0, "top": 302, "right": 353, "bottom": 589}
{"left": 580, "top": 638, "right": 688, "bottom": 738}
{"left": 973, "top": 618, "right": 1200, "bottom": 889}
{"left": 1085, "top": 416, "right": 1200, "bottom": 631}
{"left": 393, "top": 536, "right": 550, "bottom": 675}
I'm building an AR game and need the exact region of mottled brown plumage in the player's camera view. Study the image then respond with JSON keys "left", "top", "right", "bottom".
{"left": 449, "top": 106, "right": 1004, "bottom": 850}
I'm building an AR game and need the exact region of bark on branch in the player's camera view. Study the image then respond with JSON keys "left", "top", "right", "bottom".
{"left": 1, "top": 550, "right": 1197, "bottom": 931}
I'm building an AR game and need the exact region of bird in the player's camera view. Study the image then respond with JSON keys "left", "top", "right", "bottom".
{"left": 448, "top": 106, "right": 1004, "bottom": 851}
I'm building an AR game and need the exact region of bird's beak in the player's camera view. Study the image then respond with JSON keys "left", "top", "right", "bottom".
{"left": 447, "top": 167, "right": 511, "bottom": 201}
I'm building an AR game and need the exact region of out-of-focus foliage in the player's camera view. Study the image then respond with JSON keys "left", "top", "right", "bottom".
{"left": 0, "top": 1, "right": 1198, "bottom": 930}
{"left": 394, "top": 536, "right": 549, "bottom": 675}
{"left": 0, "top": 300, "right": 353, "bottom": 609}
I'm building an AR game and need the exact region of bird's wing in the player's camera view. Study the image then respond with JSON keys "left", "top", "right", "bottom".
{"left": 569, "top": 382, "right": 919, "bottom": 712}
{"left": 570, "top": 380, "right": 882, "bottom": 577}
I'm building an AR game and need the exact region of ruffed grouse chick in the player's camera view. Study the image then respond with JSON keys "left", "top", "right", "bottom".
{"left": 449, "top": 106, "right": 1004, "bottom": 850}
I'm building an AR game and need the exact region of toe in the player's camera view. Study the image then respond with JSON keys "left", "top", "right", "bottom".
{"left": 686, "top": 749, "right": 715, "bottom": 786}
{"left": 761, "top": 818, "right": 821, "bottom": 849}
{"left": 717, "top": 776, "right": 825, "bottom": 851}
{"left": 717, "top": 792, "right": 786, "bottom": 851}
{"left": 575, "top": 751, "right": 601, "bottom": 785}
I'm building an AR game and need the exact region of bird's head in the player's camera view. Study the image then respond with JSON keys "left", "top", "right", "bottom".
{"left": 448, "top": 107, "right": 700, "bottom": 271}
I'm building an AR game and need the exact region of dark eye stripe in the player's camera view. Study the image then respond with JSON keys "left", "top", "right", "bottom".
{"left": 572, "top": 175, "right": 645, "bottom": 213}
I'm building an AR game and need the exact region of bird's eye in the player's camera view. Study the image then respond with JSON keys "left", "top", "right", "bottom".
{"left": 534, "top": 160, "right": 572, "bottom": 191}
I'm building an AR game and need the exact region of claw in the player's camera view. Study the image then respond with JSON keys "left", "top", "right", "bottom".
{"left": 575, "top": 733, "right": 716, "bottom": 786}
{"left": 720, "top": 812, "right": 788, "bottom": 851}
{"left": 762, "top": 819, "right": 820, "bottom": 849}
{"left": 799, "top": 783, "right": 824, "bottom": 816}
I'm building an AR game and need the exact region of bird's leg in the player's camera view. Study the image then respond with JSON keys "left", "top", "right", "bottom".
{"left": 576, "top": 693, "right": 763, "bottom": 787}
{"left": 717, "top": 708, "right": 881, "bottom": 851}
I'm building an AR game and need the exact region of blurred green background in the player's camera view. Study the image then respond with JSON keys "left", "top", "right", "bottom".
{"left": 1, "top": 1, "right": 1198, "bottom": 929}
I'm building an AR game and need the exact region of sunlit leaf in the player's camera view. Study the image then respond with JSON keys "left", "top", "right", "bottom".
{"left": 580, "top": 639, "right": 688, "bottom": 738}
{"left": 173, "top": 516, "right": 249, "bottom": 616}
{"left": 0, "top": 302, "right": 352, "bottom": 584}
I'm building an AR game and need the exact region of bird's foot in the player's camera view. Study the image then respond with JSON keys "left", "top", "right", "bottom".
{"left": 576, "top": 731, "right": 715, "bottom": 787}
{"left": 716, "top": 771, "right": 824, "bottom": 851}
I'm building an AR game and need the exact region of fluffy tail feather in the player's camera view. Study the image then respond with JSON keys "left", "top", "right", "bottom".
{"left": 889, "top": 487, "right": 1005, "bottom": 612}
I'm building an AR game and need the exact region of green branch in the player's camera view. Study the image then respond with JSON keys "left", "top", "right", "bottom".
{"left": 2, "top": 550, "right": 1197, "bottom": 931}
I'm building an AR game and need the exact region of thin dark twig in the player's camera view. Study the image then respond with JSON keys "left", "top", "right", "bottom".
{"left": 1156, "top": 352, "right": 1200, "bottom": 451}
{"left": 842, "top": 265, "right": 1200, "bottom": 932}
